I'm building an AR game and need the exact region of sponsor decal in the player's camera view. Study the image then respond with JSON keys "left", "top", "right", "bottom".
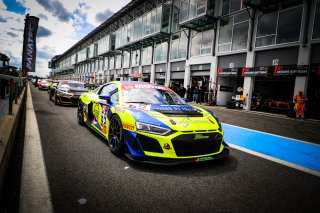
{"left": 122, "top": 84, "right": 172, "bottom": 91}
{"left": 242, "top": 66, "right": 271, "bottom": 77}
{"left": 217, "top": 68, "right": 242, "bottom": 77}
{"left": 123, "top": 123, "right": 135, "bottom": 131}
{"left": 22, "top": 14, "right": 39, "bottom": 73}
{"left": 194, "top": 134, "right": 210, "bottom": 140}
{"left": 195, "top": 156, "right": 214, "bottom": 162}
{"left": 273, "top": 65, "right": 309, "bottom": 76}
{"left": 93, "top": 103, "right": 101, "bottom": 119}
{"left": 114, "top": 106, "right": 126, "bottom": 113}
{"left": 101, "top": 106, "right": 109, "bottom": 134}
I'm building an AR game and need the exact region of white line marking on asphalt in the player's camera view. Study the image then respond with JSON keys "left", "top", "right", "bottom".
{"left": 20, "top": 84, "right": 53, "bottom": 212}
{"left": 222, "top": 123, "right": 320, "bottom": 147}
{"left": 124, "top": 166, "right": 130, "bottom": 170}
{"left": 229, "top": 143, "right": 320, "bottom": 177}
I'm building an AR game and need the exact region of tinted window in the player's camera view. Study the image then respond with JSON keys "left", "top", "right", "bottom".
{"left": 230, "top": 0, "right": 241, "bottom": 13}
{"left": 100, "top": 84, "right": 118, "bottom": 102}
{"left": 218, "top": 18, "right": 232, "bottom": 48}
{"left": 313, "top": 0, "right": 320, "bottom": 39}
{"left": 191, "top": 32, "right": 201, "bottom": 56}
{"left": 277, "top": 6, "right": 303, "bottom": 43}
{"left": 122, "top": 88, "right": 186, "bottom": 105}
{"left": 257, "top": 11, "right": 278, "bottom": 37}
{"left": 222, "top": 0, "right": 229, "bottom": 15}
{"left": 232, "top": 21, "right": 249, "bottom": 50}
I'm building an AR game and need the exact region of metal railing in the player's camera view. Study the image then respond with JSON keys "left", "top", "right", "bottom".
{"left": 0, "top": 74, "right": 27, "bottom": 116}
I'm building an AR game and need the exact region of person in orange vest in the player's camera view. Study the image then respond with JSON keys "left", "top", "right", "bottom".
{"left": 294, "top": 90, "right": 308, "bottom": 120}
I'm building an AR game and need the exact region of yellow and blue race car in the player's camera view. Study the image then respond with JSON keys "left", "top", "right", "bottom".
{"left": 78, "top": 81, "right": 229, "bottom": 164}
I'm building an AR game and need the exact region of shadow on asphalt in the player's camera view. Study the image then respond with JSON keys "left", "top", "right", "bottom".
{"left": 84, "top": 124, "right": 238, "bottom": 177}
{"left": 125, "top": 155, "right": 238, "bottom": 177}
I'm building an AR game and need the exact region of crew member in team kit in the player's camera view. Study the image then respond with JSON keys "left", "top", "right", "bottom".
{"left": 294, "top": 90, "right": 308, "bottom": 120}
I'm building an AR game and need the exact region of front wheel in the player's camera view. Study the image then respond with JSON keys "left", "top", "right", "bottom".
{"left": 77, "top": 101, "right": 85, "bottom": 125}
{"left": 108, "top": 115, "right": 124, "bottom": 155}
{"left": 54, "top": 93, "right": 58, "bottom": 105}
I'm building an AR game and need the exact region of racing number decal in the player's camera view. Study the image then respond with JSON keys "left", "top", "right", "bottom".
{"left": 101, "top": 106, "right": 109, "bottom": 134}
{"left": 93, "top": 103, "right": 101, "bottom": 120}
{"left": 123, "top": 123, "right": 135, "bottom": 131}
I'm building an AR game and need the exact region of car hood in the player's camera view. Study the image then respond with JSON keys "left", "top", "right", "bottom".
{"left": 123, "top": 103, "right": 219, "bottom": 132}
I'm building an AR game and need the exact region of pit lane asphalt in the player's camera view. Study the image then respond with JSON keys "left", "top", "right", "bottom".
{"left": 30, "top": 86, "right": 320, "bottom": 213}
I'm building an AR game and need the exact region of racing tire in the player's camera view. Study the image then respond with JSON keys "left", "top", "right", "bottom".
{"left": 77, "top": 101, "right": 85, "bottom": 125}
{"left": 54, "top": 94, "right": 58, "bottom": 105}
{"left": 108, "top": 115, "right": 124, "bottom": 155}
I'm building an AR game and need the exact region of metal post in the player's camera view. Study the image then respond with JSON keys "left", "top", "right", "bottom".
{"left": 9, "top": 79, "right": 13, "bottom": 115}
{"left": 15, "top": 80, "right": 18, "bottom": 104}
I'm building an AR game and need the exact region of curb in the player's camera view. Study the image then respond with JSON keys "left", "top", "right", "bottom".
{"left": 19, "top": 84, "right": 53, "bottom": 212}
{"left": 0, "top": 87, "right": 26, "bottom": 197}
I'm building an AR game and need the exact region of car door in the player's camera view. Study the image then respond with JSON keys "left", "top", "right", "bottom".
{"left": 90, "top": 83, "right": 119, "bottom": 137}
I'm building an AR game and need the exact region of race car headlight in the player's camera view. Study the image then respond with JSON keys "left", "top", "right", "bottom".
{"left": 136, "top": 122, "right": 172, "bottom": 136}
{"left": 60, "top": 89, "right": 73, "bottom": 95}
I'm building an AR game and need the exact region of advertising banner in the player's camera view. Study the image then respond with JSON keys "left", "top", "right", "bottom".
{"left": 22, "top": 14, "right": 39, "bottom": 73}
{"left": 273, "top": 65, "right": 309, "bottom": 76}
{"left": 217, "top": 68, "right": 241, "bottom": 77}
{"left": 242, "top": 66, "right": 272, "bottom": 77}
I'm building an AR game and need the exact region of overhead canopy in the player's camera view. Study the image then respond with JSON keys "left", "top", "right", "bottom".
{"left": 179, "top": 15, "right": 217, "bottom": 32}
{"left": 0, "top": 53, "right": 10, "bottom": 62}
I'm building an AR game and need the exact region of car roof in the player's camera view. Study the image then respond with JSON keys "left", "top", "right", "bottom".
{"left": 60, "top": 80, "right": 84, "bottom": 84}
{"left": 114, "top": 81, "right": 164, "bottom": 87}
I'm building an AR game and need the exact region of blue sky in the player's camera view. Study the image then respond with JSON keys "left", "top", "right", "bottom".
{"left": 0, "top": 0, "right": 129, "bottom": 77}
{"left": 3, "top": 0, "right": 26, "bottom": 15}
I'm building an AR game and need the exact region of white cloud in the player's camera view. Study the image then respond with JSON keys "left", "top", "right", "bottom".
{"left": 0, "top": 0, "right": 129, "bottom": 77}
{"left": 0, "top": 0, "right": 6, "bottom": 10}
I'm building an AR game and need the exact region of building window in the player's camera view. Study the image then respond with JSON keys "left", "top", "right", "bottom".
{"left": 171, "top": 0, "right": 181, "bottom": 33}
{"left": 218, "top": 12, "right": 250, "bottom": 52}
{"left": 222, "top": 0, "right": 244, "bottom": 15}
{"left": 154, "top": 41, "right": 168, "bottom": 62}
{"left": 180, "top": 0, "right": 209, "bottom": 23}
{"left": 109, "top": 57, "right": 115, "bottom": 70}
{"left": 123, "top": 51, "right": 130, "bottom": 68}
{"left": 170, "top": 30, "right": 188, "bottom": 60}
{"left": 115, "top": 55, "right": 122, "bottom": 68}
{"left": 313, "top": 0, "right": 320, "bottom": 39}
{"left": 131, "top": 49, "right": 140, "bottom": 66}
{"left": 191, "top": 29, "right": 213, "bottom": 56}
{"left": 141, "top": 46, "right": 153, "bottom": 65}
{"left": 256, "top": 6, "right": 303, "bottom": 47}
{"left": 104, "top": 57, "right": 108, "bottom": 70}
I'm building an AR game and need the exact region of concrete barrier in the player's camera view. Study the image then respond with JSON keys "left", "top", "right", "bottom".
{"left": 0, "top": 86, "right": 26, "bottom": 195}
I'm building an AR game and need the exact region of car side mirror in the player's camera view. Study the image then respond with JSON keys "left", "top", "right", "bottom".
{"left": 99, "top": 94, "right": 111, "bottom": 103}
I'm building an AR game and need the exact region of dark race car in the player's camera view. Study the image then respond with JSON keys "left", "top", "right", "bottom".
{"left": 52, "top": 80, "right": 88, "bottom": 105}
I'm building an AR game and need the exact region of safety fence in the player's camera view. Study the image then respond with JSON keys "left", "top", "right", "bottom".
{"left": 0, "top": 74, "right": 27, "bottom": 117}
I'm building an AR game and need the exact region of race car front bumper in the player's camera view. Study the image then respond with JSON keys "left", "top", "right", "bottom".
{"left": 57, "top": 95, "right": 80, "bottom": 105}
{"left": 125, "top": 130, "right": 229, "bottom": 165}
{"left": 125, "top": 147, "right": 229, "bottom": 165}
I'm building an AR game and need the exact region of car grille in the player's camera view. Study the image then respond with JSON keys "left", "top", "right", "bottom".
{"left": 137, "top": 134, "right": 163, "bottom": 153}
{"left": 171, "top": 132, "right": 222, "bottom": 157}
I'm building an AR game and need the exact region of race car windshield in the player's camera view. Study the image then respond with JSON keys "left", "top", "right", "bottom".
{"left": 122, "top": 88, "right": 186, "bottom": 105}
{"left": 60, "top": 83, "right": 86, "bottom": 89}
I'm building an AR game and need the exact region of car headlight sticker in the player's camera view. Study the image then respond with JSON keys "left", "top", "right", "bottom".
{"left": 136, "top": 122, "right": 172, "bottom": 136}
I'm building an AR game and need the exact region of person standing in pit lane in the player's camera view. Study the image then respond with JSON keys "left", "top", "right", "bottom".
{"left": 294, "top": 90, "right": 308, "bottom": 121}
